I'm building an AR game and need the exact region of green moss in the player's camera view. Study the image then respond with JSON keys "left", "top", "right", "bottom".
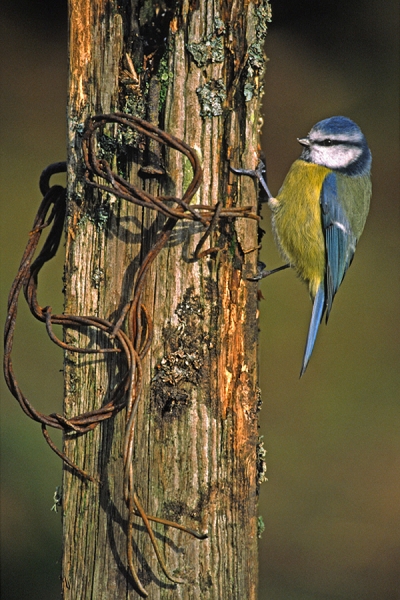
{"left": 187, "top": 16, "right": 225, "bottom": 67}
{"left": 243, "top": 0, "right": 272, "bottom": 101}
{"left": 257, "top": 515, "right": 265, "bottom": 539}
{"left": 182, "top": 156, "right": 195, "bottom": 193}
{"left": 119, "top": 65, "right": 147, "bottom": 128}
{"left": 196, "top": 79, "right": 226, "bottom": 118}
{"left": 228, "top": 233, "right": 237, "bottom": 257}
{"left": 257, "top": 435, "right": 268, "bottom": 487}
{"left": 244, "top": 81, "right": 255, "bottom": 102}
{"left": 157, "top": 52, "right": 174, "bottom": 107}
{"left": 151, "top": 288, "right": 207, "bottom": 421}
{"left": 92, "top": 200, "right": 110, "bottom": 230}
{"left": 187, "top": 36, "right": 224, "bottom": 67}
{"left": 97, "top": 133, "right": 117, "bottom": 163}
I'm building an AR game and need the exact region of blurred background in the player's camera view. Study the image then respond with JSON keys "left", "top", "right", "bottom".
{"left": 1, "top": 1, "right": 399, "bottom": 599}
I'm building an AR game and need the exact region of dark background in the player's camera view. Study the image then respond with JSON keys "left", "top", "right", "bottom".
{"left": 1, "top": 1, "right": 399, "bottom": 599}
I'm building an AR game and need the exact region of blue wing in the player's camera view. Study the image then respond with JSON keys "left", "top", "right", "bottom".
{"left": 320, "top": 172, "right": 357, "bottom": 320}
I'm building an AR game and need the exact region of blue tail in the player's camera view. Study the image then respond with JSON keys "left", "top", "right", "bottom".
{"left": 300, "top": 285, "right": 326, "bottom": 377}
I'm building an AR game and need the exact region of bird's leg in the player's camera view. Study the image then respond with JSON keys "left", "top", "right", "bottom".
{"left": 231, "top": 161, "right": 288, "bottom": 280}
{"left": 247, "top": 261, "right": 290, "bottom": 281}
{"left": 230, "top": 160, "right": 273, "bottom": 200}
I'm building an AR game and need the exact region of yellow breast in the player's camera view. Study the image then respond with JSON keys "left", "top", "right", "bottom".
{"left": 271, "top": 160, "right": 330, "bottom": 298}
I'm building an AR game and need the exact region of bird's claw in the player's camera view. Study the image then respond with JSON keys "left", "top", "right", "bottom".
{"left": 230, "top": 161, "right": 272, "bottom": 199}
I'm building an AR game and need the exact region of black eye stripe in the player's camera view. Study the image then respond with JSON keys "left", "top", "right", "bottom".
{"left": 314, "top": 139, "right": 362, "bottom": 147}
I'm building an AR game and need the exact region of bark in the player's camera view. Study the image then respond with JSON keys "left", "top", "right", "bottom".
{"left": 63, "top": 1, "right": 269, "bottom": 598}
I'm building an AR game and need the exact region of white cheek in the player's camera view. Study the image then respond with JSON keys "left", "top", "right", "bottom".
{"left": 311, "top": 145, "right": 362, "bottom": 169}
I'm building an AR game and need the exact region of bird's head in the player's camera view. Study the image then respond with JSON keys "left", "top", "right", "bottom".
{"left": 298, "top": 116, "right": 371, "bottom": 176}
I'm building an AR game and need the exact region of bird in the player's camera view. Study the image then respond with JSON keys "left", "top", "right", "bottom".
{"left": 232, "top": 116, "right": 372, "bottom": 376}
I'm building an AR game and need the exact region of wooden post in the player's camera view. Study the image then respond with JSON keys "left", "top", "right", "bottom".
{"left": 63, "top": 1, "right": 269, "bottom": 597}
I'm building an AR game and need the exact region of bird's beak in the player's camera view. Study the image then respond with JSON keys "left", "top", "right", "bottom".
{"left": 297, "top": 137, "right": 310, "bottom": 146}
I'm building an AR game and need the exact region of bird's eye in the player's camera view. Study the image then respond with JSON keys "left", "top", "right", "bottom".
{"left": 321, "top": 139, "right": 333, "bottom": 146}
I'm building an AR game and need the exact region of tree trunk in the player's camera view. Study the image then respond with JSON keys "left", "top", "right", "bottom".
{"left": 63, "top": 1, "right": 268, "bottom": 598}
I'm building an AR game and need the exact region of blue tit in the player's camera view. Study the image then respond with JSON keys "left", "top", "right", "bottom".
{"left": 233, "top": 116, "right": 372, "bottom": 376}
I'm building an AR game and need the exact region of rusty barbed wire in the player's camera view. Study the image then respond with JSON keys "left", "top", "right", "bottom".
{"left": 82, "top": 113, "right": 259, "bottom": 227}
{"left": 4, "top": 114, "right": 258, "bottom": 596}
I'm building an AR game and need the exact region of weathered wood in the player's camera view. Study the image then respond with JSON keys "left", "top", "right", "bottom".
{"left": 63, "top": 1, "right": 269, "bottom": 597}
